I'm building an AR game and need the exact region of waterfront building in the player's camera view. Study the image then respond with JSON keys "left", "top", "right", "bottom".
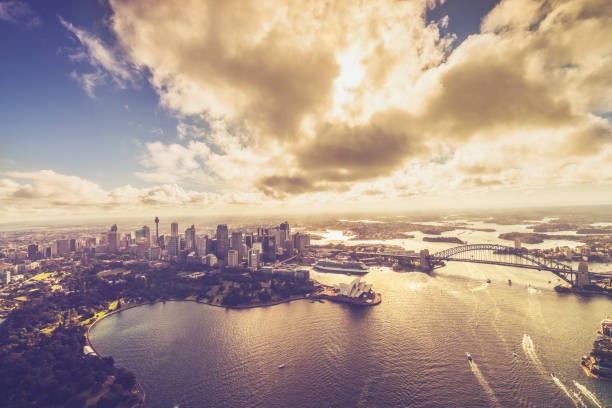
{"left": 334, "top": 278, "right": 373, "bottom": 298}
{"left": 601, "top": 319, "right": 612, "bottom": 338}
{"left": 216, "top": 224, "right": 229, "bottom": 260}
{"left": 576, "top": 261, "right": 591, "bottom": 287}
{"left": 227, "top": 249, "right": 239, "bottom": 267}
{"left": 4, "top": 270, "right": 11, "bottom": 285}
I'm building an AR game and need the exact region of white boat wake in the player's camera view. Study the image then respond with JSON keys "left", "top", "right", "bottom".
{"left": 522, "top": 334, "right": 545, "bottom": 375}
{"left": 471, "top": 283, "right": 490, "bottom": 292}
{"left": 551, "top": 374, "right": 581, "bottom": 407}
{"left": 573, "top": 381, "right": 603, "bottom": 408}
{"left": 468, "top": 358, "right": 501, "bottom": 407}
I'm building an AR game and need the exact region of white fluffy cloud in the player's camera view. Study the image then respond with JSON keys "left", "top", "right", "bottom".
{"left": 60, "top": 16, "right": 138, "bottom": 98}
{"left": 0, "top": 170, "right": 230, "bottom": 221}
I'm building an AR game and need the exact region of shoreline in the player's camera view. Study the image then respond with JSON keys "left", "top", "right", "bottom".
{"left": 85, "top": 286, "right": 382, "bottom": 405}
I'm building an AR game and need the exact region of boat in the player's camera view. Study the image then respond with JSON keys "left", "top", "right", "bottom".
{"left": 313, "top": 259, "right": 369, "bottom": 275}
{"left": 278, "top": 364, "right": 285, "bottom": 369}
{"left": 513, "top": 352, "right": 518, "bottom": 358}
{"left": 486, "top": 279, "right": 491, "bottom": 284}
{"left": 508, "top": 279, "right": 512, "bottom": 285}
{"left": 466, "top": 352, "right": 472, "bottom": 362}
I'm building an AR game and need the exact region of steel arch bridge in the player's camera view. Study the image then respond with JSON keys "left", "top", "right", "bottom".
{"left": 429, "top": 244, "right": 576, "bottom": 284}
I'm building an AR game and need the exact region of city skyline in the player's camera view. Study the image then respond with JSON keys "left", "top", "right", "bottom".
{"left": 2, "top": 0, "right": 612, "bottom": 223}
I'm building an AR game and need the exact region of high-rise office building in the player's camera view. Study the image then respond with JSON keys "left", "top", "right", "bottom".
{"left": 108, "top": 224, "right": 119, "bottom": 253}
{"left": 262, "top": 236, "right": 276, "bottom": 263}
{"left": 56, "top": 239, "right": 70, "bottom": 256}
{"left": 185, "top": 225, "right": 196, "bottom": 252}
{"left": 171, "top": 222, "right": 179, "bottom": 237}
{"left": 216, "top": 224, "right": 229, "bottom": 260}
{"left": 227, "top": 249, "right": 239, "bottom": 267}
{"left": 69, "top": 239, "right": 76, "bottom": 252}
{"left": 135, "top": 226, "right": 151, "bottom": 246}
{"left": 280, "top": 221, "right": 290, "bottom": 241}
{"left": 27, "top": 244, "right": 38, "bottom": 260}
{"left": 168, "top": 236, "right": 179, "bottom": 257}
{"left": 231, "top": 232, "right": 243, "bottom": 259}
{"left": 245, "top": 233, "right": 253, "bottom": 248}
{"left": 294, "top": 233, "right": 311, "bottom": 253}
{"left": 196, "top": 235, "right": 209, "bottom": 255}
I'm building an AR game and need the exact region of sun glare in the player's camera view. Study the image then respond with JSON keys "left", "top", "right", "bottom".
{"left": 333, "top": 49, "right": 365, "bottom": 106}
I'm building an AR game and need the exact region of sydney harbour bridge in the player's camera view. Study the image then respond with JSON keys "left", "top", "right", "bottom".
{"left": 357, "top": 244, "right": 612, "bottom": 286}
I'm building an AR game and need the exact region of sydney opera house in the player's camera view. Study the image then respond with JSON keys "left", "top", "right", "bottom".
{"left": 333, "top": 278, "right": 374, "bottom": 299}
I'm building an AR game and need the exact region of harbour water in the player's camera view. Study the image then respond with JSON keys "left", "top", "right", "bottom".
{"left": 91, "top": 261, "right": 612, "bottom": 407}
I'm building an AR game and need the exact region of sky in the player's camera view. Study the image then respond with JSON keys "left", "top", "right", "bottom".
{"left": 1, "top": 0, "right": 611, "bottom": 223}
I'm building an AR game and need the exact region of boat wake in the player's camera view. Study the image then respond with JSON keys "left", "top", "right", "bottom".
{"left": 468, "top": 358, "right": 501, "bottom": 407}
{"left": 573, "top": 381, "right": 603, "bottom": 408}
{"left": 471, "top": 283, "right": 490, "bottom": 292}
{"left": 522, "top": 334, "right": 545, "bottom": 375}
{"left": 527, "top": 286, "right": 542, "bottom": 295}
{"left": 551, "top": 374, "right": 582, "bottom": 407}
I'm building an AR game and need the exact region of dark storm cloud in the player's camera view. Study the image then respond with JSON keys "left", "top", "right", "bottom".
{"left": 296, "top": 110, "right": 426, "bottom": 182}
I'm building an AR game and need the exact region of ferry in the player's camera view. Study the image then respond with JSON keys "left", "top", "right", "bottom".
{"left": 313, "top": 259, "right": 369, "bottom": 275}
{"left": 466, "top": 352, "right": 472, "bottom": 362}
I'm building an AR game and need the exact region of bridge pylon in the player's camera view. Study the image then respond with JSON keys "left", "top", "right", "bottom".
{"left": 419, "top": 249, "right": 430, "bottom": 271}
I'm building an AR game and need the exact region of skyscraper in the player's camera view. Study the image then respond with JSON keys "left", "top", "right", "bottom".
{"left": 135, "top": 226, "right": 150, "bottom": 246}
{"left": 171, "top": 222, "right": 179, "bottom": 237}
{"left": 108, "top": 224, "right": 119, "bottom": 253}
{"left": 262, "top": 236, "right": 276, "bottom": 263}
{"left": 280, "top": 221, "right": 290, "bottom": 241}
{"left": 216, "top": 224, "right": 229, "bottom": 260}
{"left": 56, "top": 239, "right": 70, "bottom": 256}
{"left": 231, "top": 231, "right": 243, "bottom": 259}
{"left": 227, "top": 249, "right": 239, "bottom": 267}
{"left": 185, "top": 225, "right": 196, "bottom": 252}
{"left": 27, "top": 244, "right": 38, "bottom": 260}
{"left": 168, "top": 236, "right": 179, "bottom": 257}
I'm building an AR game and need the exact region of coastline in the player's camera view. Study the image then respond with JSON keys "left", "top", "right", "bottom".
{"left": 85, "top": 284, "right": 381, "bottom": 405}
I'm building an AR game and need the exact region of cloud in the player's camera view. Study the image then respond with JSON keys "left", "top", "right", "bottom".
{"left": 294, "top": 110, "right": 426, "bottom": 183}
{"left": 60, "top": 16, "right": 138, "bottom": 97}
{"left": 0, "top": 170, "right": 233, "bottom": 221}
{"left": 135, "top": 141, "right": 212, "bottom": 184}
{"left": 0, "top": 1, "right": 40, "bottom": 27}
{"left": 9, "top": 0, "right": 610, "bottom": 220}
